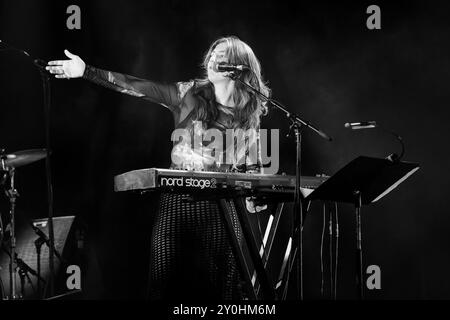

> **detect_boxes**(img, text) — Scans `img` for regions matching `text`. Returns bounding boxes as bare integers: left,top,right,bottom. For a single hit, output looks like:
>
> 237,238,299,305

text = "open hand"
45,49,86,79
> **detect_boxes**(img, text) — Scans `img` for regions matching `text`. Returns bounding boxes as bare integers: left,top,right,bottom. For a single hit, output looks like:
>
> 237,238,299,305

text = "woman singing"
46,36,270,300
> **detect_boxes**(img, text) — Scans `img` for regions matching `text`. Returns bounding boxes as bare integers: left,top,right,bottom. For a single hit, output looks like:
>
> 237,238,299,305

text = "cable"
334,202,339,300
320,202,326,298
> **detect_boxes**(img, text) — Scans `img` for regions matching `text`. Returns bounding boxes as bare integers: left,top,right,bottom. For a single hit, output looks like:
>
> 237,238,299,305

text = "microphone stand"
31,223,67,299
380,127,405,163
0,40,56,298
346,121,406,298
34,237,45,298
32,224,67,264
228,72,332,300
15,253,45,299
17,267,26,299
346,122,405,163
17,263,35,299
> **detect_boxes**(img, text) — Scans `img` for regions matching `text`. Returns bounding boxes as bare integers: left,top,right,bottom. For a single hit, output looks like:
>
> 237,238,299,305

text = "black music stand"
305,156,420,299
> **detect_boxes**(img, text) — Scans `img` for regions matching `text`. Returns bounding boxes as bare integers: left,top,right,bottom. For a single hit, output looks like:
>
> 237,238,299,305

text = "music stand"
305,156,420,299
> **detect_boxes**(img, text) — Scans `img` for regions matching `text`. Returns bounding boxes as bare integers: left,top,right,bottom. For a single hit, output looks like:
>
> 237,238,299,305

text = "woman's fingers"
45,66,64,74
47,60,67,66
64,49,76,59
245,197,267,213
45,66,59,71
255,204,268,212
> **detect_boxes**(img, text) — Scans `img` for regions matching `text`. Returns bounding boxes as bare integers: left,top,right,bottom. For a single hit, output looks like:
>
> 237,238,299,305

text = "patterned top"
83,65,262,172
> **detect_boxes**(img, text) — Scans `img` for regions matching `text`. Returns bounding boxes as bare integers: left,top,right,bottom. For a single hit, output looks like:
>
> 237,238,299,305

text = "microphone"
31,223,50,243
213,63,250,72
344,121,377,130
31,223,66,263
33,58,48,69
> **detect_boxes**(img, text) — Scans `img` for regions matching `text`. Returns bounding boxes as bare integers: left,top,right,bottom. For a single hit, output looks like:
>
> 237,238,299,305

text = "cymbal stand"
0,149,5,300
4,167,20,299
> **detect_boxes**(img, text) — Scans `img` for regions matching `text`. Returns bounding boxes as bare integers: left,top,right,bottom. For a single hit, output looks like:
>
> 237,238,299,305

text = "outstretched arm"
46,50,180,110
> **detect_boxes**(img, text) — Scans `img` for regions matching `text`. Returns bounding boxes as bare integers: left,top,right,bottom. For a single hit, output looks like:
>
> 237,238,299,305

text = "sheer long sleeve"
232,127,263,173
246,128,263,173
82,64,181,112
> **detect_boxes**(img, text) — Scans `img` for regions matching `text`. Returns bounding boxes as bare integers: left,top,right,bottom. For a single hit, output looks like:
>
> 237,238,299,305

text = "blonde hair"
192,36,270,129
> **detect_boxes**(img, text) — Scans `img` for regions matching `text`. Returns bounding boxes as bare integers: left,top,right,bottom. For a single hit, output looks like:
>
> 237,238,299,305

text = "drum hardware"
0,148,47,299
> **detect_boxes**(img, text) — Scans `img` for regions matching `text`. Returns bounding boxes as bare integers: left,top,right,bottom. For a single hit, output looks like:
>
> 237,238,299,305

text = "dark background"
1,0,449,300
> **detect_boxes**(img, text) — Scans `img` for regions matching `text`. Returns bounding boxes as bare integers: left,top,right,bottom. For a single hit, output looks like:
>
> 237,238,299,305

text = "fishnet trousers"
148,193,243,300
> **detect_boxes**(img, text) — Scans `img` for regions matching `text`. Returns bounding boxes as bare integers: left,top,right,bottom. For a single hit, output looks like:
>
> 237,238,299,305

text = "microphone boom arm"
380,127,405,161
227,73,332,141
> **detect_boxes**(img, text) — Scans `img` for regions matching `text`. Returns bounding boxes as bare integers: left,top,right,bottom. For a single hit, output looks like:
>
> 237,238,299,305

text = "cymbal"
1,149,47,169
